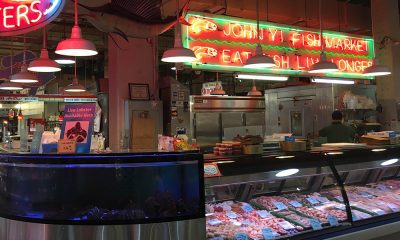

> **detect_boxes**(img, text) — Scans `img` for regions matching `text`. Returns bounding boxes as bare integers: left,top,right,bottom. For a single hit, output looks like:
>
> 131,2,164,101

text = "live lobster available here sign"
0,0,65,36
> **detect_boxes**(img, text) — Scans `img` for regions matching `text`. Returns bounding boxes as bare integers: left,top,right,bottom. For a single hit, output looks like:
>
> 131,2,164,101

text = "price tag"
57,139,76,153
257,210,271,219
262,228,275,239
274,202,288,210
226,212,237,219
334,196,344,202
207,219,222,225
317,197,330,203
204,163,222,177
388,203,400,212
309,218,322,230
306,197,319,205
327,214,339,226
278,221,295,230
241,204,254,213
235,232,248,240
289,201,303,208
209,237,224,240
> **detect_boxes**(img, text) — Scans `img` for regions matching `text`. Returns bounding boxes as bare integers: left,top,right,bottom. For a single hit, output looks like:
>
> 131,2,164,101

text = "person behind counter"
319,110,356,143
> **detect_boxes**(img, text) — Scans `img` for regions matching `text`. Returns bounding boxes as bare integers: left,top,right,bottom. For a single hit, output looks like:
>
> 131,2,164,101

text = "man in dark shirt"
319,111,356,143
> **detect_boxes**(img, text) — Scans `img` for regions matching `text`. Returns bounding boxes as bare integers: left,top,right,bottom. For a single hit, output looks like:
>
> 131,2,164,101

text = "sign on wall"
182,12,374,79
0,0,65,36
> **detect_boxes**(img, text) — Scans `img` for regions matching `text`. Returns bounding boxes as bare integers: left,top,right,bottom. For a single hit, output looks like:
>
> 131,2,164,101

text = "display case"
0,152,205,240
204,146,400,239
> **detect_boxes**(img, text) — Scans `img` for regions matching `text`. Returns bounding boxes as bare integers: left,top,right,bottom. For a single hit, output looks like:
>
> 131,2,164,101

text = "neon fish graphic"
192,46,218,60
190,18,218,34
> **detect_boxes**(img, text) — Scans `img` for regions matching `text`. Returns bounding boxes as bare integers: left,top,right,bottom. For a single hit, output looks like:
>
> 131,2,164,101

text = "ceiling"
0,0,374,62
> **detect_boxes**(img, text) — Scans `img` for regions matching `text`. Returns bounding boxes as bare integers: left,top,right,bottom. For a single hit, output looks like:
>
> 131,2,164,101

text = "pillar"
107,36,157,150
372,0,400,129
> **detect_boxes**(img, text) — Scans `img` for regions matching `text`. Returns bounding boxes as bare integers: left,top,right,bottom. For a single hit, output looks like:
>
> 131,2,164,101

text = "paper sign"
262,228,275,239
327,215,339,226
309,218,322,230
234,232,248,240
274,202,288,210
204,163,222,177
61,104,96,154
288,201,302,208
306,197,319,205
57,139,76,153
257,210,271,219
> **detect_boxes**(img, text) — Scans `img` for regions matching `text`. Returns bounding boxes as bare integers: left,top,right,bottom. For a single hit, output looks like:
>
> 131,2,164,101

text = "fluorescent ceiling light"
236,74,288,81
276,168,299,177
276,155,295,159
371,148,386,152
312,78,354,85
381,158,399,166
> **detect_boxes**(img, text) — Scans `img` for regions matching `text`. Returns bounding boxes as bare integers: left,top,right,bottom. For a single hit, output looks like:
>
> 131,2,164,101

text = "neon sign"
182,12,375,79
0,0,65,36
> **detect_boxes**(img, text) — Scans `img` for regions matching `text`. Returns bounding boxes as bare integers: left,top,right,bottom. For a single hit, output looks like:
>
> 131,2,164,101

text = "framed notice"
129,83,150,100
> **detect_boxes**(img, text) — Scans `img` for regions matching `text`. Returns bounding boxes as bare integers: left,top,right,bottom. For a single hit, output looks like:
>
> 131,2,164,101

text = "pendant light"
65,58,86,92
10,36,39,83
309,0,339,73
0,40,24,91
55,0,98,57
210,72,226,95
55,21,76,64
247,80,263,96
28,27,61,72
363,5,391,76
244,0,275,68
161,0,196,63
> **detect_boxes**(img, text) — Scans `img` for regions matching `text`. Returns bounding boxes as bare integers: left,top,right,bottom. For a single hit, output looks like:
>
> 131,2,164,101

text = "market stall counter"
0,151,205,240
204,146,400,240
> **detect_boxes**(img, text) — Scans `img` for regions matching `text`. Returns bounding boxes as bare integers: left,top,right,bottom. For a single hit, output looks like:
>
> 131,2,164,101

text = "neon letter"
30,1,43,23
17,5,30,27
3,6,15,28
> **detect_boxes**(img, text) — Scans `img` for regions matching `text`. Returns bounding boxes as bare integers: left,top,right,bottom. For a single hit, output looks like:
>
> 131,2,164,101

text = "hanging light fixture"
55,21,76,64
210,72,226,95
161,0,197,63
28,27,61,72
0,39,24,91
65,58,86,92
309,0,339,73
363,7,391,76
55,0,98,57
244,0,275,68
10,36,39,83
247,80,263,96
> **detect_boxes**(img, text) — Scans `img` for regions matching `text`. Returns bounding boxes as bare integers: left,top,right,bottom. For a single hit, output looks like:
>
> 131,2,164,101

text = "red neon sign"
182,12,375,78
0,0,65,36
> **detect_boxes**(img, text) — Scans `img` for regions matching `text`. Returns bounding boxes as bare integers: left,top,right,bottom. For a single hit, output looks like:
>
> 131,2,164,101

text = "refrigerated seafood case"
204,147,400,239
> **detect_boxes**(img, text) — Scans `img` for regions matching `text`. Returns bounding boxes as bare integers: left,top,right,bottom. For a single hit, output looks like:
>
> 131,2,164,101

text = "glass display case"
204,146,400,239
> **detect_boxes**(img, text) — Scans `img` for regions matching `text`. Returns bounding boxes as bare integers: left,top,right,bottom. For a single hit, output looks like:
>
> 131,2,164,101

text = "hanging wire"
256,0,260,46
266,0,269,22
43,27,46,49
74,0,78,26
23,34,27,64
319,0,324,53
10,37,13,75
304,0,308,27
